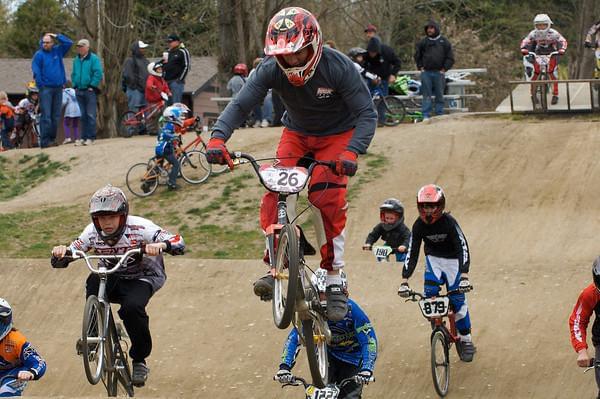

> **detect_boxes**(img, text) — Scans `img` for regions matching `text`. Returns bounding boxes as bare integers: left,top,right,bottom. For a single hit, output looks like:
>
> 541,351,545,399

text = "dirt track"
2,116,600,398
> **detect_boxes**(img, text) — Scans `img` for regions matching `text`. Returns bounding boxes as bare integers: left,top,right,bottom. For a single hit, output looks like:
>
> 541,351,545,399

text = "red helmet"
233,63,248,77
264,7,323,86
417,184,445,224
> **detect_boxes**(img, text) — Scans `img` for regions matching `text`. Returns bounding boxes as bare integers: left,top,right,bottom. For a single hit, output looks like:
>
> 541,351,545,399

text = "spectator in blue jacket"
273,270,377,398
72,38,103,145
31,32,73,148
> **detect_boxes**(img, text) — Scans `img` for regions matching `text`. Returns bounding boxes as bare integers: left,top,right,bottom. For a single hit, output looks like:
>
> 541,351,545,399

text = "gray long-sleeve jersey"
211,47,377,155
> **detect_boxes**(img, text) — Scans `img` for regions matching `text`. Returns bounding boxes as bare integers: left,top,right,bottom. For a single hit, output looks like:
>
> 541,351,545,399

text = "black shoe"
167,184,180,191
253,274,274,301
326,284,348,321
551,95,559,105
141,183,151,193
75,338,83,356
132,362,149,387
457,340,476,362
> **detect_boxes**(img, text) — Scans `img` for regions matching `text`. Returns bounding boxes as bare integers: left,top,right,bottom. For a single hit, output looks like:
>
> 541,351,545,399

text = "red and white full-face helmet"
417,184,446,224
264,7,323,87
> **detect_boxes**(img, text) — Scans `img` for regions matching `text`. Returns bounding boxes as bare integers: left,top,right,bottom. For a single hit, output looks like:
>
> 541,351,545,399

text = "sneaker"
75,338,83,356
457,340,476,362
74,139,85,146
252,120,261,128
325,284,348,321
132,362,149,387
141,182,151,194
551,95,559,105
63,138,73,145
167,184,180,191
85,139,94,146
421,117,431,124
260,119,269,128
253,274,274,301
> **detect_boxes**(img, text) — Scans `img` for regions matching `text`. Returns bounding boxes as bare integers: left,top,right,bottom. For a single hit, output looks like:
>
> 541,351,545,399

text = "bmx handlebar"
69,248,144,275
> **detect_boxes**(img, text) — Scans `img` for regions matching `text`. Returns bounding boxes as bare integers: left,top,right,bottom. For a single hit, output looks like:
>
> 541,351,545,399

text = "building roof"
0,56,217,95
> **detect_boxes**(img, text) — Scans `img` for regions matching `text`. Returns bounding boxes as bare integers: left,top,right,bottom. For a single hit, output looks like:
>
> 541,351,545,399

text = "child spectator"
363,198,411,262
227,63,247,99
62,81,81,145
249,58,271,128
0,91,15,151
145,61,171,135
0,298,46,396
153,104,187,191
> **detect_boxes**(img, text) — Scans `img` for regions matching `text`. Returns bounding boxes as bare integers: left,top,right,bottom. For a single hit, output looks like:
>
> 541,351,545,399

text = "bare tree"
63,0,133,137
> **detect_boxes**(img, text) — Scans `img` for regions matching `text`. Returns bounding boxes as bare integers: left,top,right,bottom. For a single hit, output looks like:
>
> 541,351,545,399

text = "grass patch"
347,152,388,201
0,151,385,260
0,154,75,201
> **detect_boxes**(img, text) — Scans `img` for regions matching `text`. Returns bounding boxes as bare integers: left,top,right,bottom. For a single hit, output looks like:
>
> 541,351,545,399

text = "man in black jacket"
163,34,191,104
122,40,149,135
364,36,401,126
414,20,454,121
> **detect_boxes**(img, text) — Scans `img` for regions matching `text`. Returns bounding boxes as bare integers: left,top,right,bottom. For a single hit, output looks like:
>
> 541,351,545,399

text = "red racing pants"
532,56,560,95
260,128,353,271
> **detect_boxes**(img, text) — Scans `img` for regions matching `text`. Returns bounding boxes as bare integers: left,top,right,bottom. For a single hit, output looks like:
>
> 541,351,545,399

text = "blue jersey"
155,122,179,157
280,299,377,372
0,330,46,380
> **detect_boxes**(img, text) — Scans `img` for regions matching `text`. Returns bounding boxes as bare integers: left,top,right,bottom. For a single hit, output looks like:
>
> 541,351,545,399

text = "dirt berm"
1,115,599,398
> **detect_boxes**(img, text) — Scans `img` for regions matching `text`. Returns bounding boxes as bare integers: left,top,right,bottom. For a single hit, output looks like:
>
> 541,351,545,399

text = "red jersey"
145,75,171,104
569,283,600,352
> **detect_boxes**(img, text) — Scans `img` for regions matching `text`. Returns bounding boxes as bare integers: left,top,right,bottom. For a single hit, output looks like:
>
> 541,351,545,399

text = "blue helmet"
162,105,186,126
0,298,13,340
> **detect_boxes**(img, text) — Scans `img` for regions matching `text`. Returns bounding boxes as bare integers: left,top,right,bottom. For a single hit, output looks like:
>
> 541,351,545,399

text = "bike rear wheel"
126,162,159,197
272,224,299,329
383,96,406,126
431,329,450,397
180,148,211,184
119,111,140,138
106,313,134,397
82,295,106,385
302,317,329,388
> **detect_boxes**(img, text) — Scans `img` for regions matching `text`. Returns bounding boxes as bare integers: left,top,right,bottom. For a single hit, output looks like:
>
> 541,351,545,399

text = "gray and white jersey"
69,215,185,292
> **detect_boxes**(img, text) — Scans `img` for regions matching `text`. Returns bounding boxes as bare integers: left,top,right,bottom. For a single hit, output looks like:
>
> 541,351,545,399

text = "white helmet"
533,14,552,33
0,298,13,340
311,269,348,293
147,61,163,77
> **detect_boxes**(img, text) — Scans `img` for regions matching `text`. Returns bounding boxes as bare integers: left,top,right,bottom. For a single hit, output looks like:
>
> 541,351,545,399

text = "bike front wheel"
431,329,450,397
272,224,299,329
126,162,159,197
383,96,406,126
302,318,329,388
180,149,211,184
82,295,106,385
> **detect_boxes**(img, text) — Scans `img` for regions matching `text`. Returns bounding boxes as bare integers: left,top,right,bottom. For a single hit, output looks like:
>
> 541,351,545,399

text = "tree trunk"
569,0,597,79
96,0,134,138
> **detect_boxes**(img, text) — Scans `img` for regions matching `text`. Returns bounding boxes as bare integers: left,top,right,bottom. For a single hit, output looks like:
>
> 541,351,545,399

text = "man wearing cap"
72,39,103,145
31,32,73,148
364,24,379,40
363,34,401,126
163,34,190,104
121,41,150,135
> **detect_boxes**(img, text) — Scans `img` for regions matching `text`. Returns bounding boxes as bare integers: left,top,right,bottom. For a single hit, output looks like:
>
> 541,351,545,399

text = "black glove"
51,249,72,269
